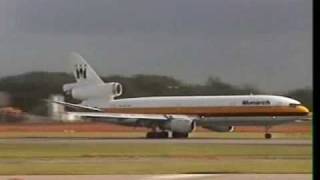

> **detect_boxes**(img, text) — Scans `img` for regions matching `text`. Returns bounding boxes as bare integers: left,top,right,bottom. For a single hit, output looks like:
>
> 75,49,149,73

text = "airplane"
50,52,310,139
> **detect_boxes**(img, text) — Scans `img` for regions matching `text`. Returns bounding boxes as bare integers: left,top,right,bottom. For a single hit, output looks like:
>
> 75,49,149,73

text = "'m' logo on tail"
75,64,87,79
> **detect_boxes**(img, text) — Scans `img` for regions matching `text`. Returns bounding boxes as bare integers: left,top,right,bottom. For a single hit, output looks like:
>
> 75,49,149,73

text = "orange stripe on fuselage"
104,105,309,117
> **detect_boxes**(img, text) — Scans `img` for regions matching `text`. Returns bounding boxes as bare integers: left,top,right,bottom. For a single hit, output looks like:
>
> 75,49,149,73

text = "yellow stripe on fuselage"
104,105,309,117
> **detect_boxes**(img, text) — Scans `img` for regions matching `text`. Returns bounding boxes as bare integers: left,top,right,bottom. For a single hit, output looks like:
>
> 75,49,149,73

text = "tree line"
0,72,313,115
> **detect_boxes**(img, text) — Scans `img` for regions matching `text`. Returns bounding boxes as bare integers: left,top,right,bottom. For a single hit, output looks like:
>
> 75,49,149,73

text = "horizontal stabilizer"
45,99,103,112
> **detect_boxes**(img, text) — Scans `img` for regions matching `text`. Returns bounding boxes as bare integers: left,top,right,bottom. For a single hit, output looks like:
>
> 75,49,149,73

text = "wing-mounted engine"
161,119,196,133
201,124,234,132
63,82,123,101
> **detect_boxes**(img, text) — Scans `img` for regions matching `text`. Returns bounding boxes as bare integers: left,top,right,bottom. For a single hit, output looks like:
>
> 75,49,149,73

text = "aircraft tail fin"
68,52,104,85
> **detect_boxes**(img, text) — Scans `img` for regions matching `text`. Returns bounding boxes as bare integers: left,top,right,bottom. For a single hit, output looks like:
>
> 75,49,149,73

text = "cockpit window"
289,103,300,107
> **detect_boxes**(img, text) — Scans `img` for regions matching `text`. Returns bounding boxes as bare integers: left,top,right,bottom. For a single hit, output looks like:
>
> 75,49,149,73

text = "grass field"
0,139,312,174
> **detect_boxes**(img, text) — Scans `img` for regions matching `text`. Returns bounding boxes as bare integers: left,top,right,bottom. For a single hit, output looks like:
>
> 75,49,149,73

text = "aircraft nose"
297,105,310,115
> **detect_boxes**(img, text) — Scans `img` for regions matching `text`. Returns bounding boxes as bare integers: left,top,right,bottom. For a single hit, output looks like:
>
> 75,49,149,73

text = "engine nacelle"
202,125,234,132
64,82,122,101
163,119,196,133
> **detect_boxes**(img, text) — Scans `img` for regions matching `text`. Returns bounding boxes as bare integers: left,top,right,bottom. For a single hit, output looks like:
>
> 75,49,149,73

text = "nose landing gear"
264,133,272,139
264,126,272,139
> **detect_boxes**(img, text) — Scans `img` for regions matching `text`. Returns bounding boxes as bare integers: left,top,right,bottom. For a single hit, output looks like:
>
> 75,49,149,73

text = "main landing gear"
172,132,189,138
264,126,272,139
145,130,189,139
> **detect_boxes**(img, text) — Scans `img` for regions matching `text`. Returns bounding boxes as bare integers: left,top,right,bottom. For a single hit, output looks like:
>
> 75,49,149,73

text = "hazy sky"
0,0,312,92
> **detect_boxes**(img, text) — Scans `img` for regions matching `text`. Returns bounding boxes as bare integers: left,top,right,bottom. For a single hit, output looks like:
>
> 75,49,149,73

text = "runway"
0,174,311,180
0,138,312,145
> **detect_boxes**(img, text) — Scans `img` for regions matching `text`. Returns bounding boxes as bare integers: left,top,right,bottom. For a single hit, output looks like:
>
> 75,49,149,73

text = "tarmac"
0,174,311,180
0,138,312,145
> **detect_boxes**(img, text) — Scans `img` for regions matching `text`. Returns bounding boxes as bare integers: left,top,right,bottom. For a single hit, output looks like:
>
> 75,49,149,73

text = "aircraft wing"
68,111,169,120
48,99,196,127
64,111,197,128
46,99,103,112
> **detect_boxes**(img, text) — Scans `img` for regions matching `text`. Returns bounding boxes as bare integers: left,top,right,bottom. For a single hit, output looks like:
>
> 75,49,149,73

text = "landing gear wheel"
264,126,272,139
265,133,272,139
172,132,189,138
158,131,169,138
146,132,156,138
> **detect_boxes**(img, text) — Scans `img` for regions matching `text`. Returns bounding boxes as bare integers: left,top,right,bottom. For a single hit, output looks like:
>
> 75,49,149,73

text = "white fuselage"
82,95,309,117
